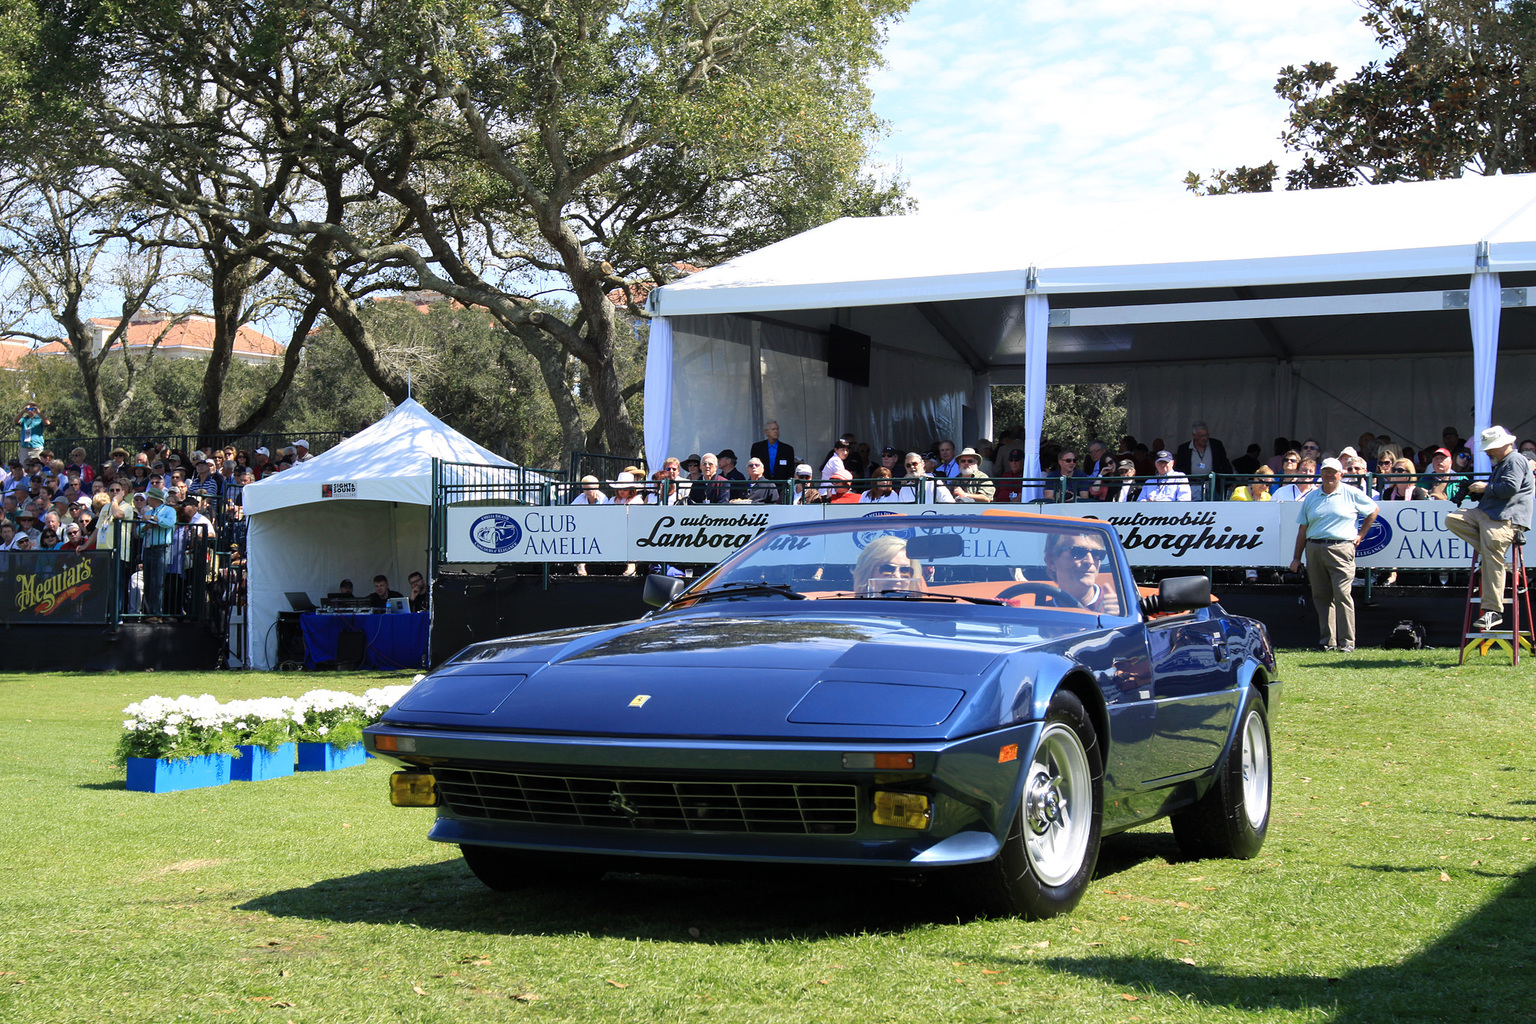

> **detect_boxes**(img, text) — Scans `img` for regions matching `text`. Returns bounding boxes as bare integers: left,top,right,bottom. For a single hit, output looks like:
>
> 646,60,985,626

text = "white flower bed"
115,683,413,764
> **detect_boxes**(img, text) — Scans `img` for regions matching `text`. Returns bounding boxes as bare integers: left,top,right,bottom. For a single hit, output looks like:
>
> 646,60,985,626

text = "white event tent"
242,399,518,669
643,173,1536,479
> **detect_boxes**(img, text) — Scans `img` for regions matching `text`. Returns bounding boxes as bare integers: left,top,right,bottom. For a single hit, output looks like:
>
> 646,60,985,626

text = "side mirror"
1140,575,1211,617
643,573,687,608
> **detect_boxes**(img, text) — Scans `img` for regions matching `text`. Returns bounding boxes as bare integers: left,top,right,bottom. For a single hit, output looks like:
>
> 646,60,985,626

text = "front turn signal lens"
390,771,438,807
872,791,931,830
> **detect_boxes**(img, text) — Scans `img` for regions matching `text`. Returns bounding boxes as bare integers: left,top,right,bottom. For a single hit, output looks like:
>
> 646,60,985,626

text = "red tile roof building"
0,314,284,369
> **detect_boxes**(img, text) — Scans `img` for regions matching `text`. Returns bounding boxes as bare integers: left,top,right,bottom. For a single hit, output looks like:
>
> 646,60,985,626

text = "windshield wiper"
682,582,807,604
858,592,1005,606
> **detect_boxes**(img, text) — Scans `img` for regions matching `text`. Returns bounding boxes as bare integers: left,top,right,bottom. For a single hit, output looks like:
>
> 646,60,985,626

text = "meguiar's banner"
1,550,114,623
443,500,1476,569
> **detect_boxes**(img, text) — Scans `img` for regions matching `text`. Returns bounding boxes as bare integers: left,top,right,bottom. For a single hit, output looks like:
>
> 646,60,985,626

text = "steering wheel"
996,580,1084,609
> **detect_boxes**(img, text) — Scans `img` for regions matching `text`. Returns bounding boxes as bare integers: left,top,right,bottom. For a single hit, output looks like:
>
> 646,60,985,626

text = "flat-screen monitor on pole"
826,324,871,387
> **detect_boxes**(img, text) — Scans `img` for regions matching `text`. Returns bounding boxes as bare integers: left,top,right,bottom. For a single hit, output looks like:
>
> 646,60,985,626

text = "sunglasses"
875,562,914,577
1061,457,1076,462
1066,545,1104,561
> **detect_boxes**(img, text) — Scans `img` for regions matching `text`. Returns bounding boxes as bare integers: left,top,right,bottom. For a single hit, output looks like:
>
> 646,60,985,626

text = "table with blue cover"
300,612,428,670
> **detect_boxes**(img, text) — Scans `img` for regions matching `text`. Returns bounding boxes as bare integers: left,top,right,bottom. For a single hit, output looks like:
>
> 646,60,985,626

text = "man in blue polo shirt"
1288,457,1379,652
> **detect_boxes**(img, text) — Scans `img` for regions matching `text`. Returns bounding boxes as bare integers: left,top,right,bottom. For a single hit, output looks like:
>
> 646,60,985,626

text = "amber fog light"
872,791,931,830
390,771,438,807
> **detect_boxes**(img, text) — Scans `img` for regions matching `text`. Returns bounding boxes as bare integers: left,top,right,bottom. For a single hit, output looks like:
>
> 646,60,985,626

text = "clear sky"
869,0,1387,218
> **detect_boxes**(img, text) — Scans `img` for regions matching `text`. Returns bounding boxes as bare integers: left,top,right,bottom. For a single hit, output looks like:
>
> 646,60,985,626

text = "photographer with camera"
14,403,49,464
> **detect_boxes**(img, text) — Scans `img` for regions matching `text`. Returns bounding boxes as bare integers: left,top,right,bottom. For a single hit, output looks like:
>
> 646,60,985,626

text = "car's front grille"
433,767,860,835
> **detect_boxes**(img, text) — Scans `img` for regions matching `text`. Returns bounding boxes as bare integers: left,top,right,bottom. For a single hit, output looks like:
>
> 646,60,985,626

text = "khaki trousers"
1446,507,1519,613
1305,540,1356,647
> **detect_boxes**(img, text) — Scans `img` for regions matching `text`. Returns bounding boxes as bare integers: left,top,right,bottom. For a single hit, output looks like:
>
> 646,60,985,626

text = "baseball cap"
718,449,737,461
1432,447,1452,458
1117,459,1135,471
1008,449,1025,461
1155,450,1174,462
1320,457,1344,472
795,463,813,477
831,469,852,481
255,446,270,456
293,439,310,449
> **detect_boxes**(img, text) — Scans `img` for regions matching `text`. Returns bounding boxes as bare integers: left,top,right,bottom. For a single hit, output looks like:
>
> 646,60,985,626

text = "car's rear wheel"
949,691,1103,919
1171,688,1270,860
459,844,608,891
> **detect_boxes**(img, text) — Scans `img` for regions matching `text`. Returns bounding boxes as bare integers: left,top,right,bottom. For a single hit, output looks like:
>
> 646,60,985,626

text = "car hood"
382,608,1049,739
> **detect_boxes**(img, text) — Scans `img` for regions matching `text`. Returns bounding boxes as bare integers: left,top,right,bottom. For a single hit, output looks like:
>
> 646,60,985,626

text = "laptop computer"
285,591,318,613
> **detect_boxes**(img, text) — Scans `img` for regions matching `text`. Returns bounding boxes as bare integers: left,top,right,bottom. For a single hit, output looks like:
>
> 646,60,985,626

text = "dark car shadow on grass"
241,860,950,940
1019,861,1536,1022
239,831,1179,941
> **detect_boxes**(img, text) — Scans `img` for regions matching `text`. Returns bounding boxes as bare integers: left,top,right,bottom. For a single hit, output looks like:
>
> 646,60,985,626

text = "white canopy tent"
643,173,1536,479
242,399,518,669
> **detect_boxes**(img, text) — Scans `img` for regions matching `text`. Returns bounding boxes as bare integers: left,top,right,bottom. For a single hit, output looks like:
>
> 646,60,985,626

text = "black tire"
948,691,1103,919
1172,688,1271,860
459,844,608,891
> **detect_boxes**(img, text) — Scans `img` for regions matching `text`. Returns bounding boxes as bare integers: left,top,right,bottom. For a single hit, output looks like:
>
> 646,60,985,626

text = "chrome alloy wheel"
1240,707,1271,831
1022,722,1093,887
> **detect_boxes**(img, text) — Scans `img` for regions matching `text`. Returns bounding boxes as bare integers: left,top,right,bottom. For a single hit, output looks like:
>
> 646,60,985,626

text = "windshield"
673,514,1127,615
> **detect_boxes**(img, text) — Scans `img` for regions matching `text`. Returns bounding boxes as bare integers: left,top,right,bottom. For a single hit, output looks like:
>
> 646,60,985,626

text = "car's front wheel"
950,691,1103,918
459,844,608,891
1171,688,1271,859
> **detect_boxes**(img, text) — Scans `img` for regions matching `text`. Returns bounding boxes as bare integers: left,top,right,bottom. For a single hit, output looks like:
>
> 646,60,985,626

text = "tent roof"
650,173,1536,316
243,399,516,516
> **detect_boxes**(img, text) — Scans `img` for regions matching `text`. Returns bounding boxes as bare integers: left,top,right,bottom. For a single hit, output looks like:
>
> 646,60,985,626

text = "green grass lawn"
1,653,1532,1023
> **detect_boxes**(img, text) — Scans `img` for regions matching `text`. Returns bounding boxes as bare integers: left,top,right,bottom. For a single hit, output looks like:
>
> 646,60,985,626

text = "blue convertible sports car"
367,512,1278,918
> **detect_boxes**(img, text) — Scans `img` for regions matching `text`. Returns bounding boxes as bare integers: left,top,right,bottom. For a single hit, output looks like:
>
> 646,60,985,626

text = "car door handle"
1208,634,1228,662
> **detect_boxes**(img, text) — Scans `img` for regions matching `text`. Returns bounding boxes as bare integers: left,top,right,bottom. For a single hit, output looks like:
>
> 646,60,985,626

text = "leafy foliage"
1188,0,1536,193
10,0,912,459
992,383,1129,457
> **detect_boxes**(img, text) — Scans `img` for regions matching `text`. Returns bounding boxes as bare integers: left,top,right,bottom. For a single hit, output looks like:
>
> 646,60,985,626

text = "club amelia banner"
444,500,1477,569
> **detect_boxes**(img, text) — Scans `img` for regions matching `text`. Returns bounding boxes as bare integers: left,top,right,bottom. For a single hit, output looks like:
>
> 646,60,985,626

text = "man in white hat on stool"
1447,426,1535,632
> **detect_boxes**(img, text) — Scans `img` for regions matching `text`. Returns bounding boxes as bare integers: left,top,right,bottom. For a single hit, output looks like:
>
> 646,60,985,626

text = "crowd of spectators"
1,405,325,620
568,418,1521,511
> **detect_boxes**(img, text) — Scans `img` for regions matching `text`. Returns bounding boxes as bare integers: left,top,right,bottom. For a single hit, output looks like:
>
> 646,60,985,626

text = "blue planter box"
296,742,366,772
232,743,296,782
126,753,233,793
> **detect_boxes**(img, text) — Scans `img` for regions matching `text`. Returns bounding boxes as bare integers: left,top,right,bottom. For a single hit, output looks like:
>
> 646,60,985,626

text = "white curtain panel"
642,316,674,471
667,315,756,463
1023,293,1049,499
1469,272,1502,474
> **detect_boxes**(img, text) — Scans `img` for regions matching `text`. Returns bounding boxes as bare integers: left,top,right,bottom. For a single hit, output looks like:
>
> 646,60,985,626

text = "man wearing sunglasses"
896,452,954,504
1040,531,1118,613
1045,450,1087,503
